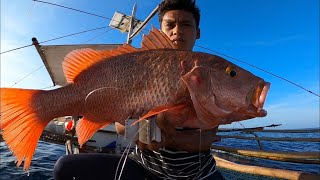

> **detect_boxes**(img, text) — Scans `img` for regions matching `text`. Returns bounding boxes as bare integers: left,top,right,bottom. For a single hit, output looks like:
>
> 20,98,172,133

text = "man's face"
161,10,200,51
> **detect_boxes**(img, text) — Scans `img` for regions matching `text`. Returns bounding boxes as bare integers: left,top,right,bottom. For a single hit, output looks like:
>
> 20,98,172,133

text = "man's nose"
173,25,183,35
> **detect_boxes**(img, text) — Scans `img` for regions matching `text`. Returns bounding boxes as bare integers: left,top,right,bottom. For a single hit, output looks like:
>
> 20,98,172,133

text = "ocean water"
1,131,319,179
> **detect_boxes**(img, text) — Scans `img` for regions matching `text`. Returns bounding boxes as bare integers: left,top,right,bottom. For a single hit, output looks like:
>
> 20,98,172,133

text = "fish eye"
225,66,237,78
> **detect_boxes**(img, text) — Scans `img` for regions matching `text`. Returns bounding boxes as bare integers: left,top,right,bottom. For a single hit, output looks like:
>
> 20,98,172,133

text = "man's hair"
158,0,200,28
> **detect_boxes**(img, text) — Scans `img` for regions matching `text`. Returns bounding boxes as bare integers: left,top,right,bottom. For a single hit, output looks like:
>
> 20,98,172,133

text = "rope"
196,45,320,97
33,0,113,21
1,26,108,55
10,65,44,87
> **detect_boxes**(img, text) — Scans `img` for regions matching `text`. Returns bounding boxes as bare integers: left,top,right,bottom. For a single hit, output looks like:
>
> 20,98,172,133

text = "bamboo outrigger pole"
214,156,320,180
218,135,320,142
212,145,320,164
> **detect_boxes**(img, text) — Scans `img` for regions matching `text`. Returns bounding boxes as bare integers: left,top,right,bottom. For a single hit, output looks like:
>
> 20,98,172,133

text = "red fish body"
0,28,270,170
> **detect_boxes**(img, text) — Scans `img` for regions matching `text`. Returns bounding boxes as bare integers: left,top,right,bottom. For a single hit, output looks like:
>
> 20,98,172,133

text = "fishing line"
0,44,35,55
40,26,108,44
1,26,108,55
115,121,148,180
10,65,44,87
33,0,113,21
82,27,114,44
40,85,56,90
195,45,320,98
34,0,151,38
84,87,126,121
117,140,132,180
27,0,36,18
198,128,202,171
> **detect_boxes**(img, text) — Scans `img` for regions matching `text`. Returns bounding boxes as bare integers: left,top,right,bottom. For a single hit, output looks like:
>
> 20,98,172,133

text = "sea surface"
1,130,319,179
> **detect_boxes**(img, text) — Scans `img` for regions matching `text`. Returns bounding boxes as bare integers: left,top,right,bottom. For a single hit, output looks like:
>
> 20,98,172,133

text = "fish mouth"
249,82,271,117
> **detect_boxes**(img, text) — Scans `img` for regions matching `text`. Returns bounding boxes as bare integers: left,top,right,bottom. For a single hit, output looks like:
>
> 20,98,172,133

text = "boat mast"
110,2,160,44
127,3,137,44
128,4,160,42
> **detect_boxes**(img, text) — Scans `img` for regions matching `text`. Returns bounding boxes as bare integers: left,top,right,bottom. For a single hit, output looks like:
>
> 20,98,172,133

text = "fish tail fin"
76,117,111,147
0,88,51,170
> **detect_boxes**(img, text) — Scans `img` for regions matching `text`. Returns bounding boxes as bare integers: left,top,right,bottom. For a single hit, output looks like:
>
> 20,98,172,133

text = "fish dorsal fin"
141,26,176,50
63,44,138,83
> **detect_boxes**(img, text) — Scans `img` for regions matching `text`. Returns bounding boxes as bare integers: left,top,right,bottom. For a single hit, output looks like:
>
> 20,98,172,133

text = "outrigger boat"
28,5,319,180
1,1,319,179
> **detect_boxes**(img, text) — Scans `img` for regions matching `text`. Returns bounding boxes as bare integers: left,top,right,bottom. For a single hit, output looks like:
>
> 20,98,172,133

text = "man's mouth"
172,38,184,44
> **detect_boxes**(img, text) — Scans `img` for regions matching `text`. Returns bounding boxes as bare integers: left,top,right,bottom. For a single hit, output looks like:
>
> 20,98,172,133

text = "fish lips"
248,82,271,117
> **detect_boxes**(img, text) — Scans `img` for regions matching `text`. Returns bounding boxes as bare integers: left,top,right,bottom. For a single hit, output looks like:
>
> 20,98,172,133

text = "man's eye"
166,23,174,28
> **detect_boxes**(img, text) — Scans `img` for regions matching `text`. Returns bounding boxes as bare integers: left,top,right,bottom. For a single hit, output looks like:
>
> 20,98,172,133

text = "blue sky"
1,0,319,129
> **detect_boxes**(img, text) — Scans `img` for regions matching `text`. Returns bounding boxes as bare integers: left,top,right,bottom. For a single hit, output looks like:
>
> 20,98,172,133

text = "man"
54,0,224,179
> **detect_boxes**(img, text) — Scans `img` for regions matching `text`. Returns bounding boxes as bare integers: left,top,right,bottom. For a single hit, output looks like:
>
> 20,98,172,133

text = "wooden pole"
218,128,320,133
218,135,320,142
214,156,320,180
212,145,320,164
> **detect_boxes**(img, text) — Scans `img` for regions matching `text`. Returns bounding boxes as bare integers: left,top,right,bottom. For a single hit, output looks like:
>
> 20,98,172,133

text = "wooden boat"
1,2,319,179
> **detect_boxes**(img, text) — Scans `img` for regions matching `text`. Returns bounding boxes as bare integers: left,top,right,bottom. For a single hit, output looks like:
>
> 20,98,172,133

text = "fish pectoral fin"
141,26,176,50
76,117,112,147
131,104,186,126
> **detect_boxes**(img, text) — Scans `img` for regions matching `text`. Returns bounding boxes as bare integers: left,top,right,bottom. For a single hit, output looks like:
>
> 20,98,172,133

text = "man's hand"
133,109,221,152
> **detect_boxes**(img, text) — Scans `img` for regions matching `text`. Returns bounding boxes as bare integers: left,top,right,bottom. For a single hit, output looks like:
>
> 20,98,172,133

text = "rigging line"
82,27,114,44
0,44,35,55
40,26,108,44
237,122,247,135
33,0,113,21
196,44,320,98
34,0,152,35
10,65,44,87
27,0,36,17
1,26,108,55
238,122,246,129
41,85,56,90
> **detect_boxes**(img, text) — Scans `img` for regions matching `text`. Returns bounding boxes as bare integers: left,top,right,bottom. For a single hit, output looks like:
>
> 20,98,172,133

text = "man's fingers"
212,135,221,142
131,107,145,119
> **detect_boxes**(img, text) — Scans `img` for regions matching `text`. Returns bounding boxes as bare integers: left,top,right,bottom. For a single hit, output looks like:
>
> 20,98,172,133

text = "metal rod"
129,4,159,40
127,3,137,44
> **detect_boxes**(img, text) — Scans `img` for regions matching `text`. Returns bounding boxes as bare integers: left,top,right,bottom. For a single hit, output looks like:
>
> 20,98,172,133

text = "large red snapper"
0,28,270,170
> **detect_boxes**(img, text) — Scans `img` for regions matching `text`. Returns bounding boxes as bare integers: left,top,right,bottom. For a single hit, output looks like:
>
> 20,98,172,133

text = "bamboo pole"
214,156,320,180
219,135,320,142
212,145,320,164
218,128,320,133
